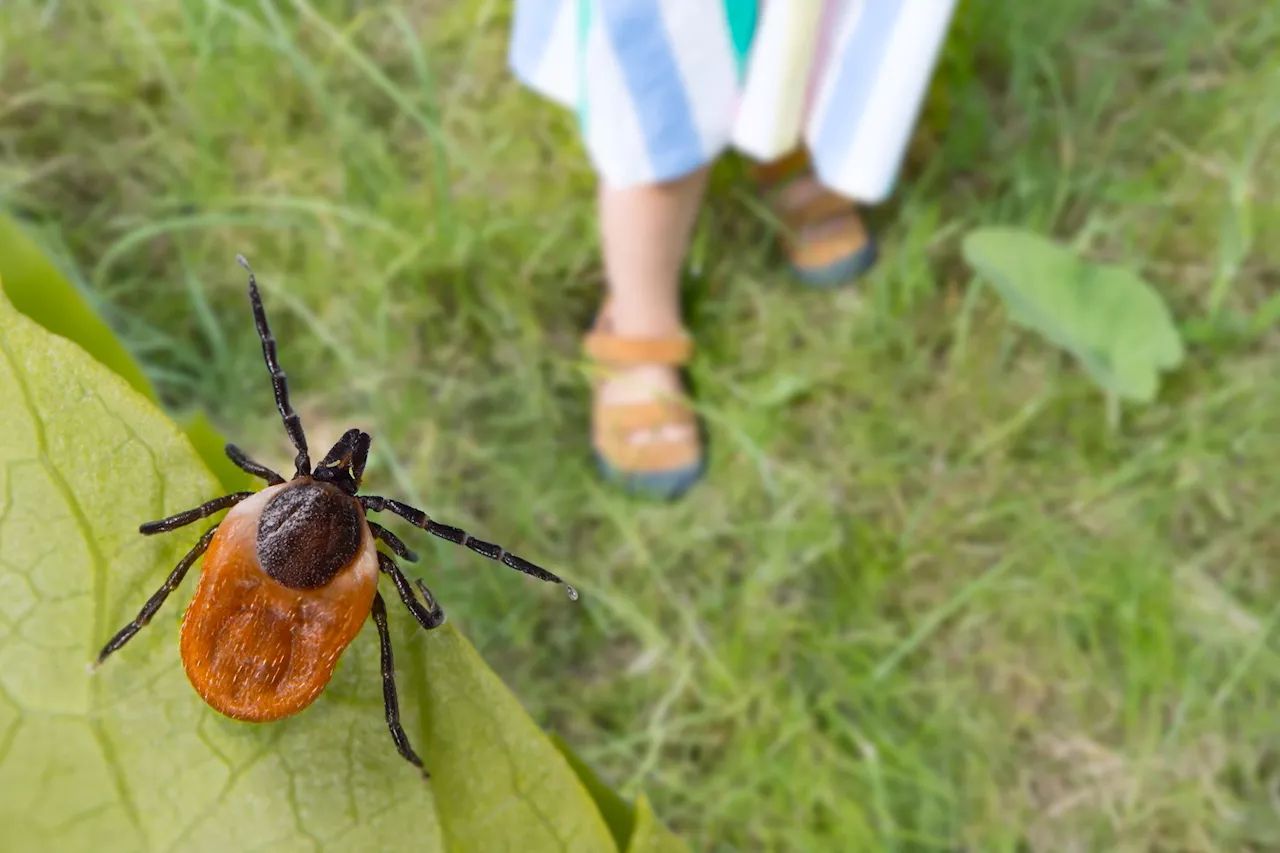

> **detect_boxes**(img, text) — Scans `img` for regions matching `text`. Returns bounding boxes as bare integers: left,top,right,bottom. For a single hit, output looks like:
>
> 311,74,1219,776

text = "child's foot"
585,305,704,500
751,149,878,287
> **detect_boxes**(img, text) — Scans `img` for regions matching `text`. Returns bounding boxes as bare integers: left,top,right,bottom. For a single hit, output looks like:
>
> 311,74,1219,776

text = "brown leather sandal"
750,147,878,287
583,305,705,499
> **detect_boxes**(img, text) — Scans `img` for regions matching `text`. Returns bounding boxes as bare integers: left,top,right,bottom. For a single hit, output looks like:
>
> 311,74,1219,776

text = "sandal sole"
790,239,879,289
593,451,706,501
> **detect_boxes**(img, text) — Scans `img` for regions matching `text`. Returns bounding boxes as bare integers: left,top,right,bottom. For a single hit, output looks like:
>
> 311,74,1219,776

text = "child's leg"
595,167,709,448
600,167,708,335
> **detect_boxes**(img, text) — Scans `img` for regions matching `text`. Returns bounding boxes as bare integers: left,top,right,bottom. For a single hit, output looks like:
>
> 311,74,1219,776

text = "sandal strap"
584,301,703,476
597,399,695,432
750,150,857,232
776,190,855,233
596,433,702,473
786,212,871,269
749,147,812,187
594,400,700,473
584,330,693,367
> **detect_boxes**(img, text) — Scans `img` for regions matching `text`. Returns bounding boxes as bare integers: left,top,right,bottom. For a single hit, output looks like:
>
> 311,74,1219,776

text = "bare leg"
597,168,709,447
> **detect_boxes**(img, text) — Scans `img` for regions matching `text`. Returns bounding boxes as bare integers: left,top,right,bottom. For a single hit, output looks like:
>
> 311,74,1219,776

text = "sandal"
750,148,879,288
583,304,705,500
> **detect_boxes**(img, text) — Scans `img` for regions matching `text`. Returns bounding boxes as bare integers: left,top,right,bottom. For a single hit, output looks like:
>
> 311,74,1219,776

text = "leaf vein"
0,330,149,847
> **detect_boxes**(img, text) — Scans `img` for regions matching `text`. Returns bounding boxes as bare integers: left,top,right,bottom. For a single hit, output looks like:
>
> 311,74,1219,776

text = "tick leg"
370,591,428,778
96,525,218,665
239,254,310,477
139,492,255,535
368,521,419,562
225,444,285,485
377,552,445,630
361,495,578,601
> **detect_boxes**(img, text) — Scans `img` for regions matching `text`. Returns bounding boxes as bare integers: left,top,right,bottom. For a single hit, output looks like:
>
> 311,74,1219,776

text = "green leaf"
0,236,689,852
548,735,690,853
0,214,155,399
626,795,691,853
962,227,1185,403
0,285,613,852
550,733,637,851
0,214,251,492
420,625,618,852
0,283,444,851
180,409,257,495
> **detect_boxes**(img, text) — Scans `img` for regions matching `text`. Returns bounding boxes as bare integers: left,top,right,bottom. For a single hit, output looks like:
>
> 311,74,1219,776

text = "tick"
96,255,577,776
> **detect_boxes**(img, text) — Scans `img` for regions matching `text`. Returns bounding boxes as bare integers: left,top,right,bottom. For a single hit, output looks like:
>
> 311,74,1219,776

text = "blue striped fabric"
508,0,561,86
510,0,958,202
598,1,706,182
812,2,906,172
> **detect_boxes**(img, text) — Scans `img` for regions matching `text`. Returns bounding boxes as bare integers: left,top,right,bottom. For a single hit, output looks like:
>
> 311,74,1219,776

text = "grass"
3,0,1279,850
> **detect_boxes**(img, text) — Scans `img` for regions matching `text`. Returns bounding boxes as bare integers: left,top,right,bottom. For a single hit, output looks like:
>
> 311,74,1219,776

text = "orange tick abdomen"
178,483,379,722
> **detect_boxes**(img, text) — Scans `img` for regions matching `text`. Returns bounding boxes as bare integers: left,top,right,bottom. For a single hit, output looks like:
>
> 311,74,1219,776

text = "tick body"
180,481,377,721
97,256,576,776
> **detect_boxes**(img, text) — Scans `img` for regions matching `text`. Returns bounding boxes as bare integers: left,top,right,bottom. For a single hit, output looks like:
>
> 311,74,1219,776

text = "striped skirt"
510,0,958,204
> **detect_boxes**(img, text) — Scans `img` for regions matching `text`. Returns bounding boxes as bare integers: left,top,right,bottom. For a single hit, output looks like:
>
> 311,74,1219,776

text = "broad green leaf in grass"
0,231,692,853
551,733,638,850
0,285,624,852
0,214,153,398
420,628,618,852
548,732,691,853
962,227,1185,403
180,410,256,494
626,795,690,853
548,736,688,852
0,213,251,492
0,282,442,851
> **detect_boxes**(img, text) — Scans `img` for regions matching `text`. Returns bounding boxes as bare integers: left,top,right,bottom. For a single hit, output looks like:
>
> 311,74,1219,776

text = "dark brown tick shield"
96,255,577,776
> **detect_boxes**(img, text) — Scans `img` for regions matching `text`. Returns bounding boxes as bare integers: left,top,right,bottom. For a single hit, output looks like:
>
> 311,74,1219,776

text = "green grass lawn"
4,1,1279,850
